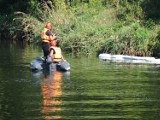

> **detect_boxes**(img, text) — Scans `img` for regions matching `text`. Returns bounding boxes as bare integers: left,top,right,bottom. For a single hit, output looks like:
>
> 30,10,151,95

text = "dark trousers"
42,42,50,59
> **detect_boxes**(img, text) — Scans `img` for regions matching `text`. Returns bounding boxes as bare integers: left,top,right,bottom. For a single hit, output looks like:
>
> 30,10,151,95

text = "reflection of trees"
41,71,63,120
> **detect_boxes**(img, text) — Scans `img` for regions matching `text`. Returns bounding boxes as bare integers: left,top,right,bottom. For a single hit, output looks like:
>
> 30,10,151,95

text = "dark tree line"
142,0,160,20
0,0,159,20
0,0,39,14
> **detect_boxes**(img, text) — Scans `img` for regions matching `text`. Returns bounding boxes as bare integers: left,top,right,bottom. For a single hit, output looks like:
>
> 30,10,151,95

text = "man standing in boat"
41,23,57,62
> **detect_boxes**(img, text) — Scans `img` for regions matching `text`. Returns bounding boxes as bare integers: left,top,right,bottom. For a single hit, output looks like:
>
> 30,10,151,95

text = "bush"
100,21,154,56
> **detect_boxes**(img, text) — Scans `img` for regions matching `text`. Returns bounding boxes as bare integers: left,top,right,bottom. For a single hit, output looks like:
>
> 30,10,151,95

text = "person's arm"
47,48,55,63
61,55,64,60
60,49,66,61
46,30,57,41
49,48,55,56
49,34,57,41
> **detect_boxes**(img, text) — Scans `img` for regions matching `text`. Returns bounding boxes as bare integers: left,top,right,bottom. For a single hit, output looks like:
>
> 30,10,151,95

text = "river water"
0,42,160,120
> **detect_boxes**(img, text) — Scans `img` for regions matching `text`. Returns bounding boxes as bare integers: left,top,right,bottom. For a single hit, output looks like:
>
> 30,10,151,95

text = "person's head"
50,40,57,46
45,23,52,30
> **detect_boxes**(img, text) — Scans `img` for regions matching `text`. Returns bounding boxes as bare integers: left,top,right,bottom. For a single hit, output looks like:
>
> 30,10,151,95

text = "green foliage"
116,0,144,22
151,25,160,57
51,7,116,55
0,0,160,57
111,21,153,56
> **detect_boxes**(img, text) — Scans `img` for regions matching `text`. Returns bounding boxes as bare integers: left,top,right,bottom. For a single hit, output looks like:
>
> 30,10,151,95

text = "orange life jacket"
41,28,51,43
50,46,62,62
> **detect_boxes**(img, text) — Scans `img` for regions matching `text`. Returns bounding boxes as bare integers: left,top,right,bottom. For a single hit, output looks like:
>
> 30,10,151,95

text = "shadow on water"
0,42,160,120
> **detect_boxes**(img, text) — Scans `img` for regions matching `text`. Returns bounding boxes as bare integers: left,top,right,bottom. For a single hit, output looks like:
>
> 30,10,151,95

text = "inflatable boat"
99,53,160,64
30,56,70,72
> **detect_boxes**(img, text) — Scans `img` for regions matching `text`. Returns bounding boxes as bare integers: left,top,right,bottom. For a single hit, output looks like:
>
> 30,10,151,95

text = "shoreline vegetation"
0,0,160,57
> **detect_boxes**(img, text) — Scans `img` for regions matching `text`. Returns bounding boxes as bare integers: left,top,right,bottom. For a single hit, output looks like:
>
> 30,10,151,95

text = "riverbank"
0,1,160,57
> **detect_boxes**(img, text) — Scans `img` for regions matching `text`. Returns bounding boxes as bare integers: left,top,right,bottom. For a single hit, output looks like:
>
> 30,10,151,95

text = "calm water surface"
0,43,160,120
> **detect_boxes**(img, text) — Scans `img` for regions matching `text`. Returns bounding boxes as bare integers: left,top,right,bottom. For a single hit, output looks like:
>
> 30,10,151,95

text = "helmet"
45,23,52,29
50,40,57,46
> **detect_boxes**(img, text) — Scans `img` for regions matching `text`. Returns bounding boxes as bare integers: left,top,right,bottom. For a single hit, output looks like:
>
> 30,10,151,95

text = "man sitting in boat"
47,40,65,63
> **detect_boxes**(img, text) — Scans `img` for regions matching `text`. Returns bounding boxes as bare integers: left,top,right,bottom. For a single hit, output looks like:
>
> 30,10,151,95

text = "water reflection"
41,71,70,120
1,43,160,120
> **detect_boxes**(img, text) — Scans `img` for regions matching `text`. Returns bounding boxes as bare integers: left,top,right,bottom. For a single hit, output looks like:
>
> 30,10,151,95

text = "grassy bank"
0,1,160,57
